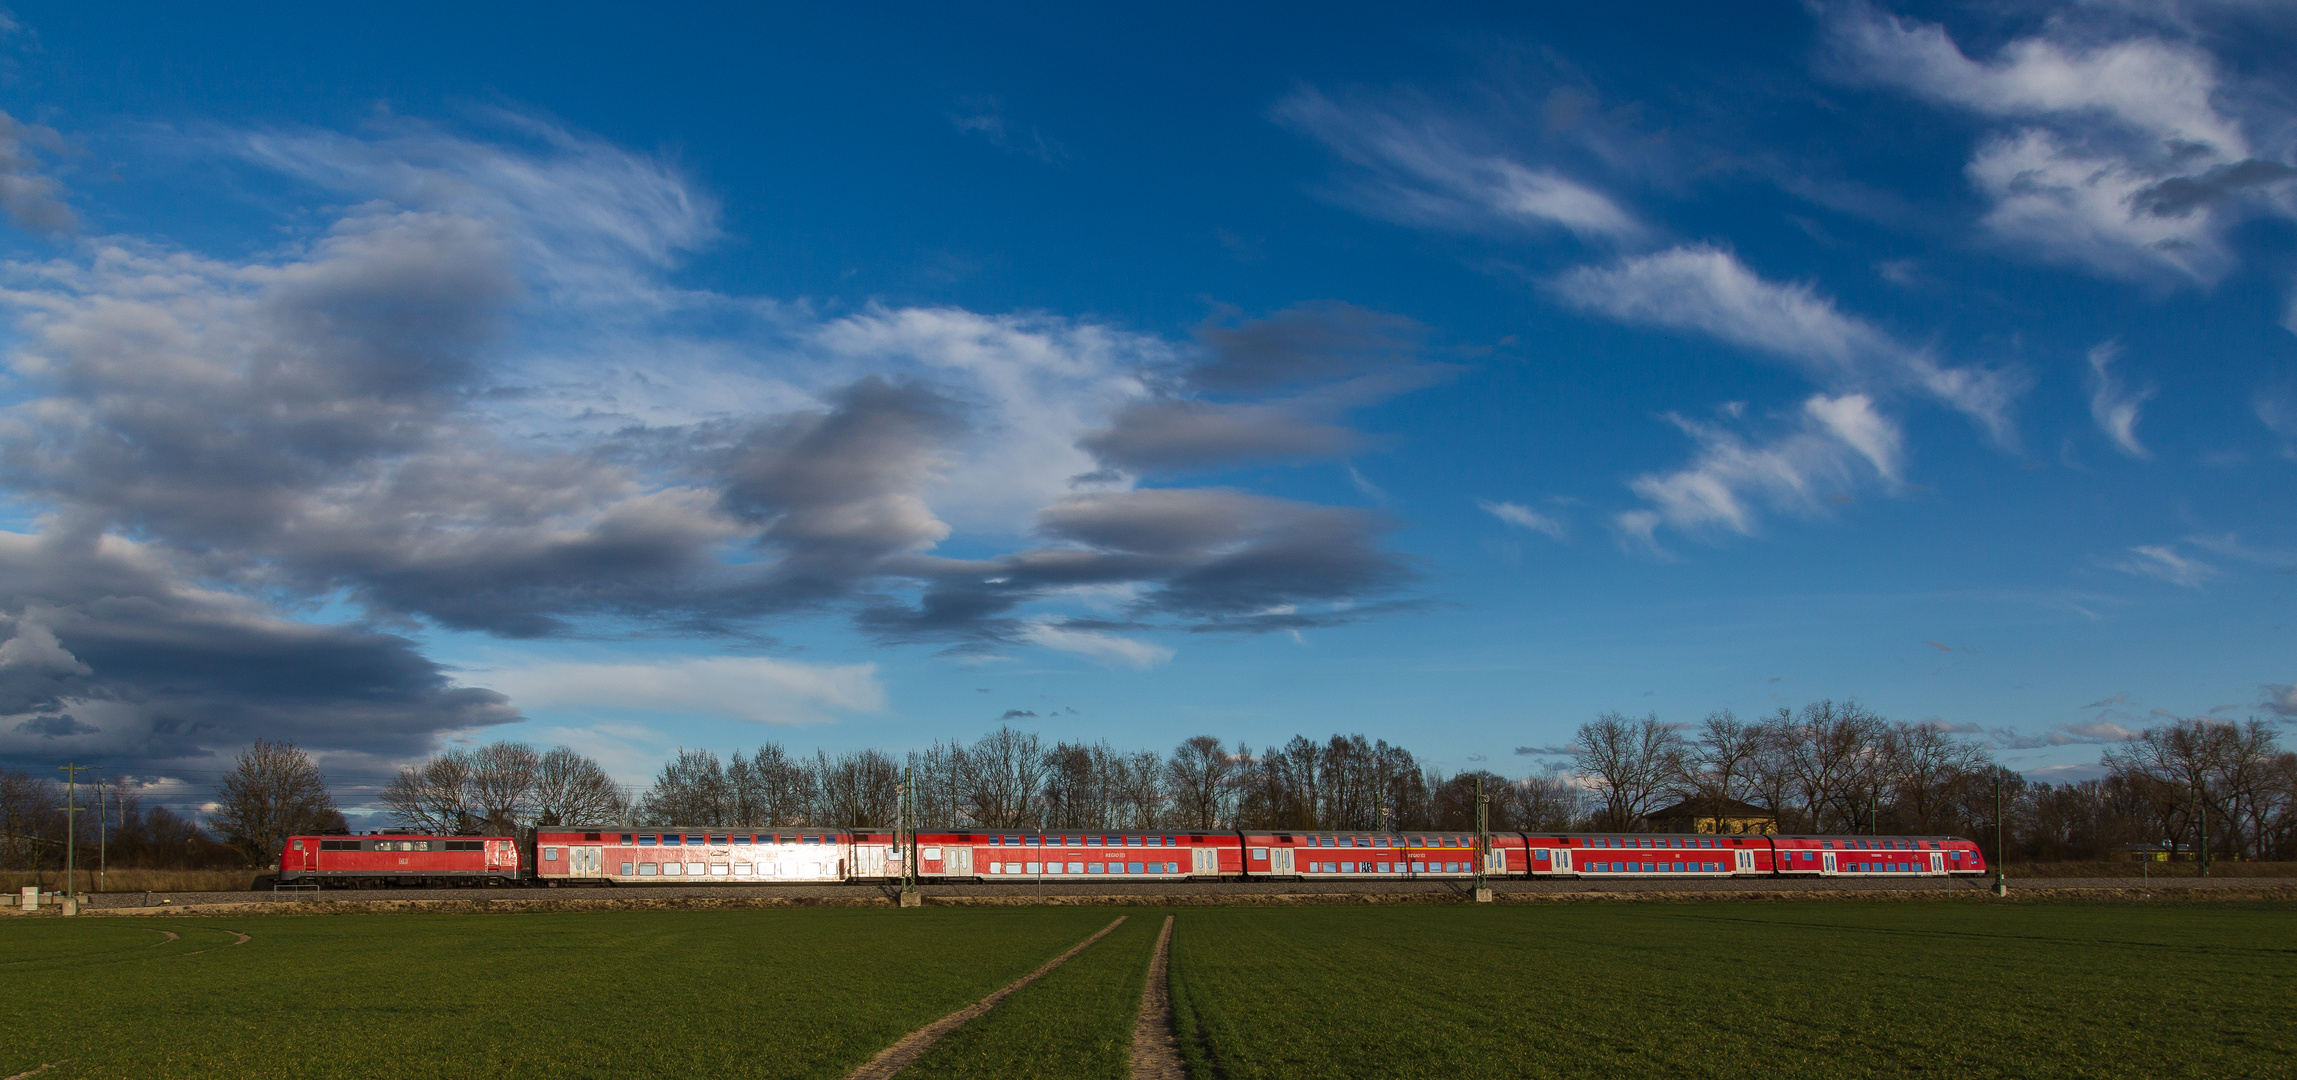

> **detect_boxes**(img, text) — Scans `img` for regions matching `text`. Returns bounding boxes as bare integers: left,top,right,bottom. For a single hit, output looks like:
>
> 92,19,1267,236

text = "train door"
853,845,886,878
947,847,971,875
571,847,603,877
1551,849,1570,873
291,838,315,873
1735,849,1755,872
1822,852,1836,875
1929,853,1944,875
1271,848,1294,874
1192,848,1218,876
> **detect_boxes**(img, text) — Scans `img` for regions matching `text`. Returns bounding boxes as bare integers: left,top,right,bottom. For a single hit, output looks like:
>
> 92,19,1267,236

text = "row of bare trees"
381,742,627,836
626,727,1583,834
1572,701,1994,835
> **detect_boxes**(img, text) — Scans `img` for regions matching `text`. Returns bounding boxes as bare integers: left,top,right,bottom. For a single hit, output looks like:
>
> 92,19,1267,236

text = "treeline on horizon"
3,700,2293,870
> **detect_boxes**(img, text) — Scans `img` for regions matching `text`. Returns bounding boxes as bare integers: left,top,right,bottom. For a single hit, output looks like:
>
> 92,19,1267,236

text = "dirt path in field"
4,1061,64,1080
1130,915,1183,1080
846,916,1128,1080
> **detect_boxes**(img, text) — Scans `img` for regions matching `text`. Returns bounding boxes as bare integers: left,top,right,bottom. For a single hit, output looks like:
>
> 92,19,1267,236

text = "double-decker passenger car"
1237,830,1518,879
911,829,1240,881
275,832,519,887
530,828,902,886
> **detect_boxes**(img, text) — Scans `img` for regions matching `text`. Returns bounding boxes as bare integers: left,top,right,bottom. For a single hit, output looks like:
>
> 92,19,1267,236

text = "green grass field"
3,901,2289,1079
1170,903,2296,1079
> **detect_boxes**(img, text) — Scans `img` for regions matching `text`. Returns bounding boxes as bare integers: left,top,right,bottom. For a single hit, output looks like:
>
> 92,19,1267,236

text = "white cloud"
1822,5,2289,284
1478,499,1566,541
809,305,1164,535
2085,341,2155,459
479,655,884,726
1617,394,1902,540
1273,89,1646,243
2112,544,2217,587
1552,245,2020,442
1022,623,1174,670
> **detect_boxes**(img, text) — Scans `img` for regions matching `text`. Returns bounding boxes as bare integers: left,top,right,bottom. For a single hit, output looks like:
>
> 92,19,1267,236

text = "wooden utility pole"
1473,776,1491,903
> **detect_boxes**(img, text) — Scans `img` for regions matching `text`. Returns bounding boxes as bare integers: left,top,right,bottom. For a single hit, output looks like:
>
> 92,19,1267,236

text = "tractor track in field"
845,916,1129,1080
48,875,2297,917
1130,915,1183,1080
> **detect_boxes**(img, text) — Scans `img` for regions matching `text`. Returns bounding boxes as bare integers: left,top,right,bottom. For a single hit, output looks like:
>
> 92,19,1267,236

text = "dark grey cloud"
1188,301,1425,394
1077,400,1360,472
1000,709,1038,719
0,532,518,774
2262,682,2297,719
1074,302,1446,476
865,488,1415,642
0,111,74,234
1514,744,1578,756
2131,159,2297,218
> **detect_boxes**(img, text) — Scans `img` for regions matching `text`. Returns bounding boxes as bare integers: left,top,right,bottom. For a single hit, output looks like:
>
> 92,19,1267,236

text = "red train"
272,827,1986,887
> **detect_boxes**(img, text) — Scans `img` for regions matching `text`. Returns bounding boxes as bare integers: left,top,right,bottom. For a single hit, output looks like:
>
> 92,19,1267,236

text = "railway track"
52,873,2283,911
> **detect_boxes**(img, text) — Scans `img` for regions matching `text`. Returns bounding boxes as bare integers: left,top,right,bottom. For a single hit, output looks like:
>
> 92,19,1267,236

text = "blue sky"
0,1,2290,809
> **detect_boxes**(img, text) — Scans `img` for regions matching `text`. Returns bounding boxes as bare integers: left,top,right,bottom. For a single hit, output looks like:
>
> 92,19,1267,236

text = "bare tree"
638,749,733,826
466,742,542,835
814,749,900,826
383,750,476,834
531,747,627,827
1165,735,1237,830
0,769,59,870
732,743,814,827
211,740,342,865
1677,710,1764,832
1572,712,1683,830
1516,769,1582,832
959,727,1046,828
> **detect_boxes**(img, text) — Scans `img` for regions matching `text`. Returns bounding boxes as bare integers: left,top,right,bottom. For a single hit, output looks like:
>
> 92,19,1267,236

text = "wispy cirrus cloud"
1552,245,2022,442
1273,88,1646,243
2085,341,2155,459
2112,544,2217,588
1615,394,1902,547
1479,499,1566,541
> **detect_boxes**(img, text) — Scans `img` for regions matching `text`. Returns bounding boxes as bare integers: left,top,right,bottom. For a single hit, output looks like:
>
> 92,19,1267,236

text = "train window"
638,862,658,876
638,835,657,846
1337,837,1353,848
687,835,706,845
621,834,634,846
1086,835,1102,846
1146,836,1162,847
544,848,559,861
990,835,1003,846
1341,862,1356,873
620,862,634,875
1024,836,1040,846
1088,862,1103,873
1127,836,1143,846
1068,836,1083,847
1249,848,1267,861
732,835,751,845
292,840,304,850
446,841,483,852
708,835,727,845
1822,841,1834,849
663,835,683,846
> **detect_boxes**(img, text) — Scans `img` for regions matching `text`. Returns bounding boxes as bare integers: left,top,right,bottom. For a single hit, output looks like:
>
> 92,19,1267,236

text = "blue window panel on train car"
1128,862,1144,873
638,835,657,846
1086,836,1102,846
1088,863,1103,873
